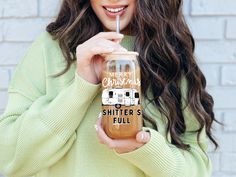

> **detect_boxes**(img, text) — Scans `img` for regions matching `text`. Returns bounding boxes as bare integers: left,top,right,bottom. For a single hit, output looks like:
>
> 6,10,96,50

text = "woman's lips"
103,5,128,18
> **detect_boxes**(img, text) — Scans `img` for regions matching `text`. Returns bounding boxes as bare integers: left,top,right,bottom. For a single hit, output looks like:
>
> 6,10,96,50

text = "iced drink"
101,51,143,139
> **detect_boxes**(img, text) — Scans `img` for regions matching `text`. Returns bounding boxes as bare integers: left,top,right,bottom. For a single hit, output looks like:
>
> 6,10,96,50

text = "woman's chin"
103,25,129,34
103,26,117,32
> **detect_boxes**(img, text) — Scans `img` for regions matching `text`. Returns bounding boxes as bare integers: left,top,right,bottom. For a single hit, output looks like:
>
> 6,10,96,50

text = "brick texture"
0,67,12,89
200,64,220,86
0,0,38,17
191,0,236,16
39,0,62,17
0,0,235,177
195,41,236,63
3,19,52,42
0,42,31,65
0,21,3,41
0,91,8,110
227,20,236,39
223,111,236,132
222,66,236,86
186,17,224,40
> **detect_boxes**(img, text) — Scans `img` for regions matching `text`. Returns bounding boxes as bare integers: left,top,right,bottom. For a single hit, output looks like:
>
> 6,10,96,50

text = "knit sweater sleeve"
0,34,100,177
114,78,212,177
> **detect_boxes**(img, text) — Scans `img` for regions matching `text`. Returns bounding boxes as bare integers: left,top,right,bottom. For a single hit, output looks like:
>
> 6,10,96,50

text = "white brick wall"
0,0,38,17
0,0,235,177
222,66,236,85
191,0,236,16
3,19,51,42
227,20,236,39
189,2,236,176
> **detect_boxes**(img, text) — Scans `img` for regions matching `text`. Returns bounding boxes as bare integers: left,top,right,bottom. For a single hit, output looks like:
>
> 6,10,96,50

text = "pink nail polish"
141,133,144,141
98,112,102,119
94,125,98,131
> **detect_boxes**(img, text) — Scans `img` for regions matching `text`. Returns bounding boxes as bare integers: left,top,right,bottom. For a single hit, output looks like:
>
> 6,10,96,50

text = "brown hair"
46,0,219,150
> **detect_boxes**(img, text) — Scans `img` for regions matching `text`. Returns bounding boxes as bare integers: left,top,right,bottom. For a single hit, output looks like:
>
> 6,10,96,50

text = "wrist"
76,69,98,84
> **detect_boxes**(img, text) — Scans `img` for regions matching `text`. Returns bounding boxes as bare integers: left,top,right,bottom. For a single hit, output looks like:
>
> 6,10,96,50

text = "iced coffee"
101,51,143,139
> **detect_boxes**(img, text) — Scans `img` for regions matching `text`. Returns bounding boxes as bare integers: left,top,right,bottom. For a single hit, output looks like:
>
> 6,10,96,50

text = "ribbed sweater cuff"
41,73,101,141
114,128,185,177
74,72,101,98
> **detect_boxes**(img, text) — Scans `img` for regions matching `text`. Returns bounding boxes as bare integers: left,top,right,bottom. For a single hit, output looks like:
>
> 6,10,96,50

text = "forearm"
0,73,100,176
115,128,211,177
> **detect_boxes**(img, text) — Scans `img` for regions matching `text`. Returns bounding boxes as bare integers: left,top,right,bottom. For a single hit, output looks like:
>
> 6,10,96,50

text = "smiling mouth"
103,5,128,13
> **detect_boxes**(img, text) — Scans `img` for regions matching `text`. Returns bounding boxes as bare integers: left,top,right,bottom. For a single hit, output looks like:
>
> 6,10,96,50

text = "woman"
0,0,218,177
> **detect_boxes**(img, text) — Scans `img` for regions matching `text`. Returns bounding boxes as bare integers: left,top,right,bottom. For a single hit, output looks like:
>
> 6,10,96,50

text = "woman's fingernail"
141,133,144,141
98,112,102,119
118,34,124,38
94,124,98,131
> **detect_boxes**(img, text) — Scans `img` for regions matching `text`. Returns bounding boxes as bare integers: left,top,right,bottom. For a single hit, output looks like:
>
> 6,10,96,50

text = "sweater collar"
120,35,135,51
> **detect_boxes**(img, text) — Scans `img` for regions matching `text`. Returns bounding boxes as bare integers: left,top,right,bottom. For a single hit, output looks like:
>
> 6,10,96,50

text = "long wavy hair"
46,0,219,150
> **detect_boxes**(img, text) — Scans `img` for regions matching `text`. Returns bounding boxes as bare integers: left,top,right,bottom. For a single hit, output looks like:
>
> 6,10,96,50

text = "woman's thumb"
136,131,151,143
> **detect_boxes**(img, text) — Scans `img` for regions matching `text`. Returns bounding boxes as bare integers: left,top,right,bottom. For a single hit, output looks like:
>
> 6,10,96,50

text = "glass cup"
101,51,143,139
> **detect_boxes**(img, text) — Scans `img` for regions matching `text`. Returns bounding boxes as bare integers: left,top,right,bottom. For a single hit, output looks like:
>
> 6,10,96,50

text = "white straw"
116,15,120,33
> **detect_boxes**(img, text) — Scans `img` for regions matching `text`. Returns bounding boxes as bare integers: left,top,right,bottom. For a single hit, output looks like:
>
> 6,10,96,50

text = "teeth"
105,7,125,13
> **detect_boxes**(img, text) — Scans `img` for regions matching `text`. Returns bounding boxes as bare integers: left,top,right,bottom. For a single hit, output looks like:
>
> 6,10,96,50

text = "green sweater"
0,32,212,177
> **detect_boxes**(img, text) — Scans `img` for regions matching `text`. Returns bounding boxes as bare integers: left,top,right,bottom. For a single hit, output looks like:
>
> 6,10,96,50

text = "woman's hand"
95,113,151,154
76,32,127,84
